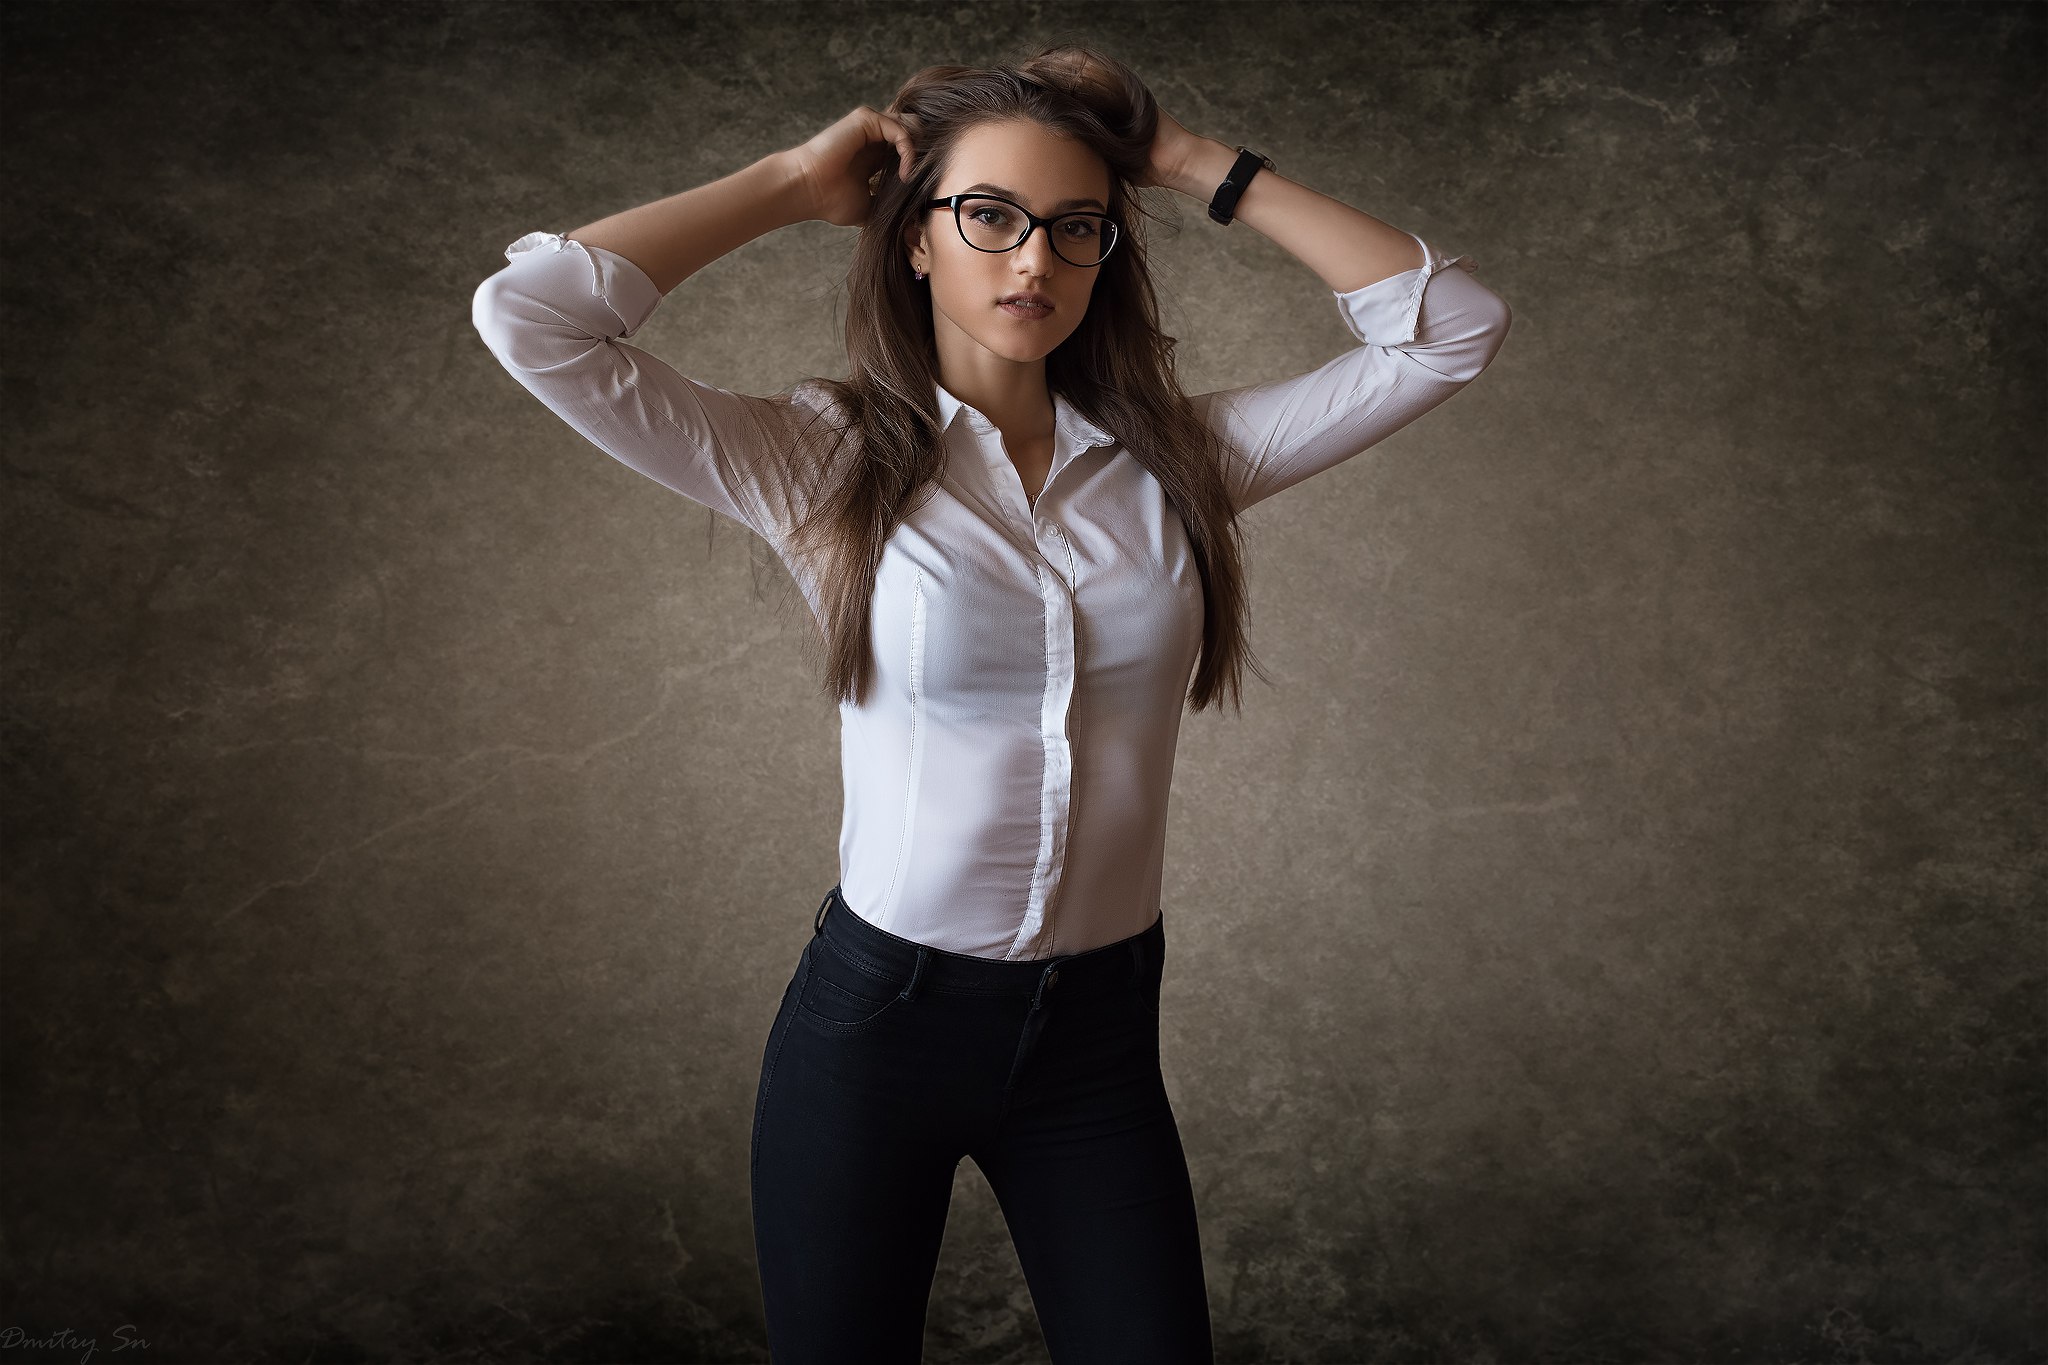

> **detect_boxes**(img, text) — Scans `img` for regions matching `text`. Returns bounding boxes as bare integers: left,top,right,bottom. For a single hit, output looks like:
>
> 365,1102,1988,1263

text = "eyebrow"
957,182,1108,213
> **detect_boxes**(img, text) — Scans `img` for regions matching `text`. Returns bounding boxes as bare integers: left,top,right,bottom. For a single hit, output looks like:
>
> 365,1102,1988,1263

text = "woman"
473,43,1510,1365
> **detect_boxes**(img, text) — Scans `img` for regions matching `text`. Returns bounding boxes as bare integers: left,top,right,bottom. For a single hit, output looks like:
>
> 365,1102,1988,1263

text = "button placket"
1036,518,1075,590
1013,547,1076,960
1029,492,1082,958
940,386,1104,964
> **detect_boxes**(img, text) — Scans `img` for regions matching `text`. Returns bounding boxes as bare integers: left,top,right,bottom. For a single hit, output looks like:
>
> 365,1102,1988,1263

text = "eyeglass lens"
955,196,1116,266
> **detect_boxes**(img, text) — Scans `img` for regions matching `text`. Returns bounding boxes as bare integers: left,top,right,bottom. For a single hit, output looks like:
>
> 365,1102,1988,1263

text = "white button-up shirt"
474,227,1511,959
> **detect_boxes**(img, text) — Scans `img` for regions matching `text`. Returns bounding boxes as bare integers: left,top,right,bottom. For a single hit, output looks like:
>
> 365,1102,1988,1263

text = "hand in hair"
791,105,919,228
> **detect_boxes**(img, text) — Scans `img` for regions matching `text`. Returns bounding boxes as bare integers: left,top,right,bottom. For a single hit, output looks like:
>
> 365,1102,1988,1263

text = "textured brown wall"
4,2,2042,1362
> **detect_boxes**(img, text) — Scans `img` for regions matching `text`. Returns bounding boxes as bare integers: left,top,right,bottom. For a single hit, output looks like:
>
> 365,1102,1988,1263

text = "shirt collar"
935,380,1116,450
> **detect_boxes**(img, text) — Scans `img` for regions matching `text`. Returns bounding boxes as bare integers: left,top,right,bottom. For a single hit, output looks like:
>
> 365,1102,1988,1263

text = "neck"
939,376,1056,438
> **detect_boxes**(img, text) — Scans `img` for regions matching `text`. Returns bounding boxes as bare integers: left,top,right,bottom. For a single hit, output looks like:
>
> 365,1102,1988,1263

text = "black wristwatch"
1207,146,1275,226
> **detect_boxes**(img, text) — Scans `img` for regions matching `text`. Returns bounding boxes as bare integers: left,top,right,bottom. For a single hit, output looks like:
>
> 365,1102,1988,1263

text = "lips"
999,294,1052,310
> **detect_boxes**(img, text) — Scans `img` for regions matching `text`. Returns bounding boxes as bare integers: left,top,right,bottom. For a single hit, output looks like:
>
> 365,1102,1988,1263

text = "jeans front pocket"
794,934,912,1034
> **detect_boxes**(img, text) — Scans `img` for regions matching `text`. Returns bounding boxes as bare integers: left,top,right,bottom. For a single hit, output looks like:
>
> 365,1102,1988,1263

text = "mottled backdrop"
3,1,2041,1362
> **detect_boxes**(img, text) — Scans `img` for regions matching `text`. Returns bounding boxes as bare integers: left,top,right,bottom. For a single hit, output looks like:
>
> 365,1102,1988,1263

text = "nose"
1012,222,1060,271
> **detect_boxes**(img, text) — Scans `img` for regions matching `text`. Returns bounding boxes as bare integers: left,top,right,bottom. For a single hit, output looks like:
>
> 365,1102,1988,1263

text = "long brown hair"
763,42,1269,715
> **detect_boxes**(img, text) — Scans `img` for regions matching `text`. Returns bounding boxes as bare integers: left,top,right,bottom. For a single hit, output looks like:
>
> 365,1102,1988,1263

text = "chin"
984,332,1060,361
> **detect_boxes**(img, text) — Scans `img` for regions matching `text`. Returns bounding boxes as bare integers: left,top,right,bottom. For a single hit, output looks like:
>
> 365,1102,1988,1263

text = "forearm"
1169,137,1426,294
565,149,814,297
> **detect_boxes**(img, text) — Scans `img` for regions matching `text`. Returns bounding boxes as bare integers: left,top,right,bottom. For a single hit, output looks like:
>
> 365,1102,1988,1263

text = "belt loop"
814,887,834,936
900,945,928,1002
1030,961,1058,1012
1127,937,1143,983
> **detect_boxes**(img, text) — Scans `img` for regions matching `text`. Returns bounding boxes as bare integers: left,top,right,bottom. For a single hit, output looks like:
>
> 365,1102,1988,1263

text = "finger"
884,116,913,179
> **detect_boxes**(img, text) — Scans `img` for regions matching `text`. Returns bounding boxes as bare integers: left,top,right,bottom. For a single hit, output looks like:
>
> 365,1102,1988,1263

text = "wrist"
764,147,819,224
1171,137,1240,201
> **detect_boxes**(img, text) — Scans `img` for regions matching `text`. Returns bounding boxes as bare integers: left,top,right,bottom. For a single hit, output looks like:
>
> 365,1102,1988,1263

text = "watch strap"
1207,146,1274,226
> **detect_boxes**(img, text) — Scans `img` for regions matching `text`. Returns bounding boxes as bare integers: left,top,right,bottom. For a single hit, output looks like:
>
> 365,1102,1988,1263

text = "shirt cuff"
504,230,665,338
1330,231,1480,348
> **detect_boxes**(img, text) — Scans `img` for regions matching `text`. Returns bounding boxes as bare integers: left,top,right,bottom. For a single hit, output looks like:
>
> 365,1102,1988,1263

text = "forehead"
941,120,1112,212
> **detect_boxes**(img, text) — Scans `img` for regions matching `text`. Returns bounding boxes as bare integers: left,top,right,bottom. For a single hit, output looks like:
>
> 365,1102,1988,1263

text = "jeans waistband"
812,883,1161,1001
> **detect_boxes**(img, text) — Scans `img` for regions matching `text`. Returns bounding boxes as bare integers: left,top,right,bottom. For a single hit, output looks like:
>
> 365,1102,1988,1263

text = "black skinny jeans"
750,884,1215,1363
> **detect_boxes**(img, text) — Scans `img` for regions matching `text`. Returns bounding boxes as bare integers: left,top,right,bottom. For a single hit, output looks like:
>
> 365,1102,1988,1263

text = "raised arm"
470,149,821,541
472,110,920,543
560,150,815,297
1167,134,1514,513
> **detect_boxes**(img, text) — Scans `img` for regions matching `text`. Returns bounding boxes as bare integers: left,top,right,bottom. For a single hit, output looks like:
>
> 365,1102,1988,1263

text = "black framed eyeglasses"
922,193,1120,268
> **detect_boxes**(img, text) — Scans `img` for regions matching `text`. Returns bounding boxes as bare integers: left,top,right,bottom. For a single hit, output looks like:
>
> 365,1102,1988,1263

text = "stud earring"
913,265,927,280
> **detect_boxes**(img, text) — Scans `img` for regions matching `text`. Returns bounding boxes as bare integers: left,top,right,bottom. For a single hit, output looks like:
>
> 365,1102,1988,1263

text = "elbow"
1473,292,1513,375
1458,296,1514,383
471,273,516,366
470,271,597,373
1378,255,1513,383
1402,285,1512,385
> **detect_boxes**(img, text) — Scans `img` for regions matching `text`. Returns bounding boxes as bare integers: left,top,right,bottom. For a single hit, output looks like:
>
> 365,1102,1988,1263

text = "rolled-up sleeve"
1190,232,1513,514
471,231,794,541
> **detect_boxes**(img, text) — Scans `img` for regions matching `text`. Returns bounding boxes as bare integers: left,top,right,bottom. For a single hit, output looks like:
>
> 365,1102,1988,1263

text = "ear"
900,217,928,264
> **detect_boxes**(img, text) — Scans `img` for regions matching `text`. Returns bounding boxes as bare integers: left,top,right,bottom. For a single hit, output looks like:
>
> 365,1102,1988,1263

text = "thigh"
750,938,962,1364
974,1022,1215,1364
